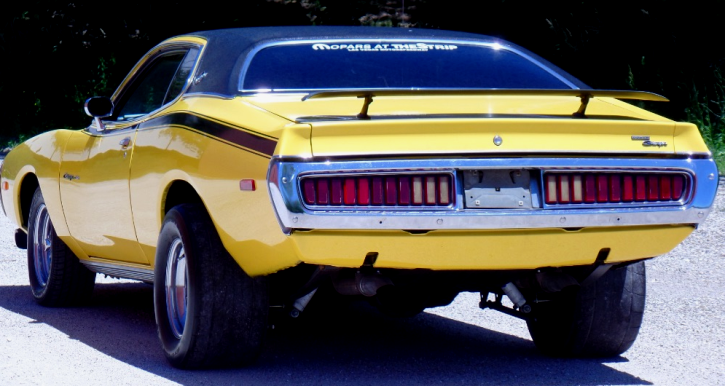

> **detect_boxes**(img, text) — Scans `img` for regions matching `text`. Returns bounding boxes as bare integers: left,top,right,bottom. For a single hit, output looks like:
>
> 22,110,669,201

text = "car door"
60,46,197,264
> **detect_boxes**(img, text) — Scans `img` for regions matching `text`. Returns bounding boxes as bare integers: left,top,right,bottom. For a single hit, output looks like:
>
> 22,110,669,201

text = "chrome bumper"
268,157,718,232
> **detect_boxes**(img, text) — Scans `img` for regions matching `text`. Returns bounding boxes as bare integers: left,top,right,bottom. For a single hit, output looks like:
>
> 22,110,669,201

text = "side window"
115,52,187,121
164,48,200,105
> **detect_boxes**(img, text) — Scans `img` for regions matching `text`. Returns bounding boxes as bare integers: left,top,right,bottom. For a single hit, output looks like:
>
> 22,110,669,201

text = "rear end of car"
259,91,717,356
236,30,717,358
267,111,716,270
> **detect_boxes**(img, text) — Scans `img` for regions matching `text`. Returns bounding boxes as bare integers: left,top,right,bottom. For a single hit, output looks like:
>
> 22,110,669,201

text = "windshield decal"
311,43,458,52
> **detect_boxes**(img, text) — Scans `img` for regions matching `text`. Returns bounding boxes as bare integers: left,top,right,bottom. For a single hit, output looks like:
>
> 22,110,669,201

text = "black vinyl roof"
180,26,586,96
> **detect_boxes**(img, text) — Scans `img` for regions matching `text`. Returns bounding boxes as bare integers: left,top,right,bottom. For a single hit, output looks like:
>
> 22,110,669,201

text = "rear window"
241,41,572,91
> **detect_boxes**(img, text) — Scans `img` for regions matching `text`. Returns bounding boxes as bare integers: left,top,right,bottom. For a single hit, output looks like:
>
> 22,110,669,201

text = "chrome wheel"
32,203,53,288
165,238,188,339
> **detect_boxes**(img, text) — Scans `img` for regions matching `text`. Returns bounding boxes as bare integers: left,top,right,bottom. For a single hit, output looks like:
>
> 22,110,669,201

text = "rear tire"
527,261,646,357
27,188,95,306
154,204,268,369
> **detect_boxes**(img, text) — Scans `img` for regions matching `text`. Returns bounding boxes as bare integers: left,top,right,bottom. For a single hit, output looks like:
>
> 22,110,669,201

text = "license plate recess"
463,169,532,209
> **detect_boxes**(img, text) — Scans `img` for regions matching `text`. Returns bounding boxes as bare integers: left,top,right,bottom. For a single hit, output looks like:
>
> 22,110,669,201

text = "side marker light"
239,179,256,191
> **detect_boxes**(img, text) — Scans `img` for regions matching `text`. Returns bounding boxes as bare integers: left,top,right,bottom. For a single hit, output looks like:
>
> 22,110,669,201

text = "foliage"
685,69,725,172
0,0,723,169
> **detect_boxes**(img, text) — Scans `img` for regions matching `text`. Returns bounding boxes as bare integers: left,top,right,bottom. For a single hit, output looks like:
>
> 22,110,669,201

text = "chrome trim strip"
268,157,718,231
81,260,155,283
183,92,237,100
238,39,579,92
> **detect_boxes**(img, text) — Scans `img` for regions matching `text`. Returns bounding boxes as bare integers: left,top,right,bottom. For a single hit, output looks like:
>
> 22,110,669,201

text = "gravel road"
1,186,724,385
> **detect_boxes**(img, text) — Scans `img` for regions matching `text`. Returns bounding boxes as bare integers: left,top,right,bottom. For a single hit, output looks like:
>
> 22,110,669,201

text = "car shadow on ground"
0,282,651,386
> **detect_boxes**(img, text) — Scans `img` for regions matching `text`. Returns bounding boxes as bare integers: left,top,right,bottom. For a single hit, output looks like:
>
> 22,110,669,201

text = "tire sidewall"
154,207,199,367
27,189,50,300
527,261,646,357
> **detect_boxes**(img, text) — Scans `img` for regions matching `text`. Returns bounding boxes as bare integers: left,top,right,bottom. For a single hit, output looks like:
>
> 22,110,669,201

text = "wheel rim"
165,238,188,339
32,203,53,288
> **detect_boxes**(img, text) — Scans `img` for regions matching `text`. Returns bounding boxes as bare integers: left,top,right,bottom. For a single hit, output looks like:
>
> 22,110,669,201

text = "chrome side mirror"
84,96,114,132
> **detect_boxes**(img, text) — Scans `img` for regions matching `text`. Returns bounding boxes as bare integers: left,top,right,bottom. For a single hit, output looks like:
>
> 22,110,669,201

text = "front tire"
527,261,646,357
154,204,268,369
27,188,96,306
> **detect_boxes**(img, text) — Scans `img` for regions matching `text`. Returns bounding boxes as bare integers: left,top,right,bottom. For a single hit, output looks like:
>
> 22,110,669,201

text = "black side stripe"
140,112,277,156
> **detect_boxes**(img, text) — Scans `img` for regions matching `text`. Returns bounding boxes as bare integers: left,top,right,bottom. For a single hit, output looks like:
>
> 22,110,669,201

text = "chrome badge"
632,135,667,147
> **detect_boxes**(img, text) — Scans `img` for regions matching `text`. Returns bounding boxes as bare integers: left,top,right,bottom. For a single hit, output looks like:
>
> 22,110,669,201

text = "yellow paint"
309,118,676,157
0,37,712,278
674,122,711,154
289,225,694,271
275,123,313,157
60,129,148,264
129,114,296,273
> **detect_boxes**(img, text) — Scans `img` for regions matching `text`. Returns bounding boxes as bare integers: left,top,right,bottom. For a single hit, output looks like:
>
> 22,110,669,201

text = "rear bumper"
268,156,718,232
290,225,694,270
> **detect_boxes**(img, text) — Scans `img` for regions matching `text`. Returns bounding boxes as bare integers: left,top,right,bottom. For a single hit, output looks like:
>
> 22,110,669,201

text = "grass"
684,69,725,173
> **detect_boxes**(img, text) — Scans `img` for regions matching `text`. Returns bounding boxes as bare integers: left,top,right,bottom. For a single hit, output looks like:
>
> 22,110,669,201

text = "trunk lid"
245,94,676,157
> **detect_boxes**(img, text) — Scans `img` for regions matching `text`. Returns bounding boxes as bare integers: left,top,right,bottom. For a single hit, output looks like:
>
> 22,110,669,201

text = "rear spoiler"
301,89,669,119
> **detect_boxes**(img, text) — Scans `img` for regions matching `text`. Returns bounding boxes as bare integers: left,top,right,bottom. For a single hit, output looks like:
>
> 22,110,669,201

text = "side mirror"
84,96,114,132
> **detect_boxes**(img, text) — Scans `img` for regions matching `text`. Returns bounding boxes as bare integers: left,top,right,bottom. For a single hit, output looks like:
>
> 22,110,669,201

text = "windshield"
240,41,574,92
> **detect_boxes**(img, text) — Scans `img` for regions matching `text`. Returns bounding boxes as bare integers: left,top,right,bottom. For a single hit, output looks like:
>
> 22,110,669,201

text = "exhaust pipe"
333,271,394,297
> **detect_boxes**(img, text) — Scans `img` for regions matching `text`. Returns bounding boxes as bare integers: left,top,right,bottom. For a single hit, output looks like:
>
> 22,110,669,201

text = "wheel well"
19,174,39,228
164,180,203,215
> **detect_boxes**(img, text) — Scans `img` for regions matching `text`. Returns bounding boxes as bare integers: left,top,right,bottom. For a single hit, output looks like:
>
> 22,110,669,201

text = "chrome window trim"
87,41,206,133
267,157,718,232
238,39,579,93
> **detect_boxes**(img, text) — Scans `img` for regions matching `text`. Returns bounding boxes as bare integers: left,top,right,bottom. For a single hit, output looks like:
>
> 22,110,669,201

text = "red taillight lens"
622,175,634,202
330,178,343,205
545,171,688,206
647,175,659,201
385,177,397,205
372,177,384,205
584,174,596,203
344,178,356,205
596,174,608,203
660,175,672,200
635,176,646,201
301,174,453,207
303,179,316,204
609,175,621,202
399,177,411,205
672,175,684,200
357,178,370,205
317,179,329,204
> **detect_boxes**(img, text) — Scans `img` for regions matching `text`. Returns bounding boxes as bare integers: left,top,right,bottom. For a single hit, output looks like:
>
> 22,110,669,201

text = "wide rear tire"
154,204,268,369
526,261,646,357
27,188,96,306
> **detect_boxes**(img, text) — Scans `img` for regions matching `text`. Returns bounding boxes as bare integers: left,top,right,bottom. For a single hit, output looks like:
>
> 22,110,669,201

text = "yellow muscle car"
0,26,718,369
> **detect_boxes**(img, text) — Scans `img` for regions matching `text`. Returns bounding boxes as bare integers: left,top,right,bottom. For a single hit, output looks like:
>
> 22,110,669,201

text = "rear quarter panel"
130,97,301,275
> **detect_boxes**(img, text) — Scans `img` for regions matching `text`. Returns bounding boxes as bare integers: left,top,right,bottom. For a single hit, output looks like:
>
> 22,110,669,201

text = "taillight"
544,171,688,206
300,173,454,208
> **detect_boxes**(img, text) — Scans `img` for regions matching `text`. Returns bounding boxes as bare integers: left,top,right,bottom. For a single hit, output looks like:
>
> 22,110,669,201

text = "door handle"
119,137,131,149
